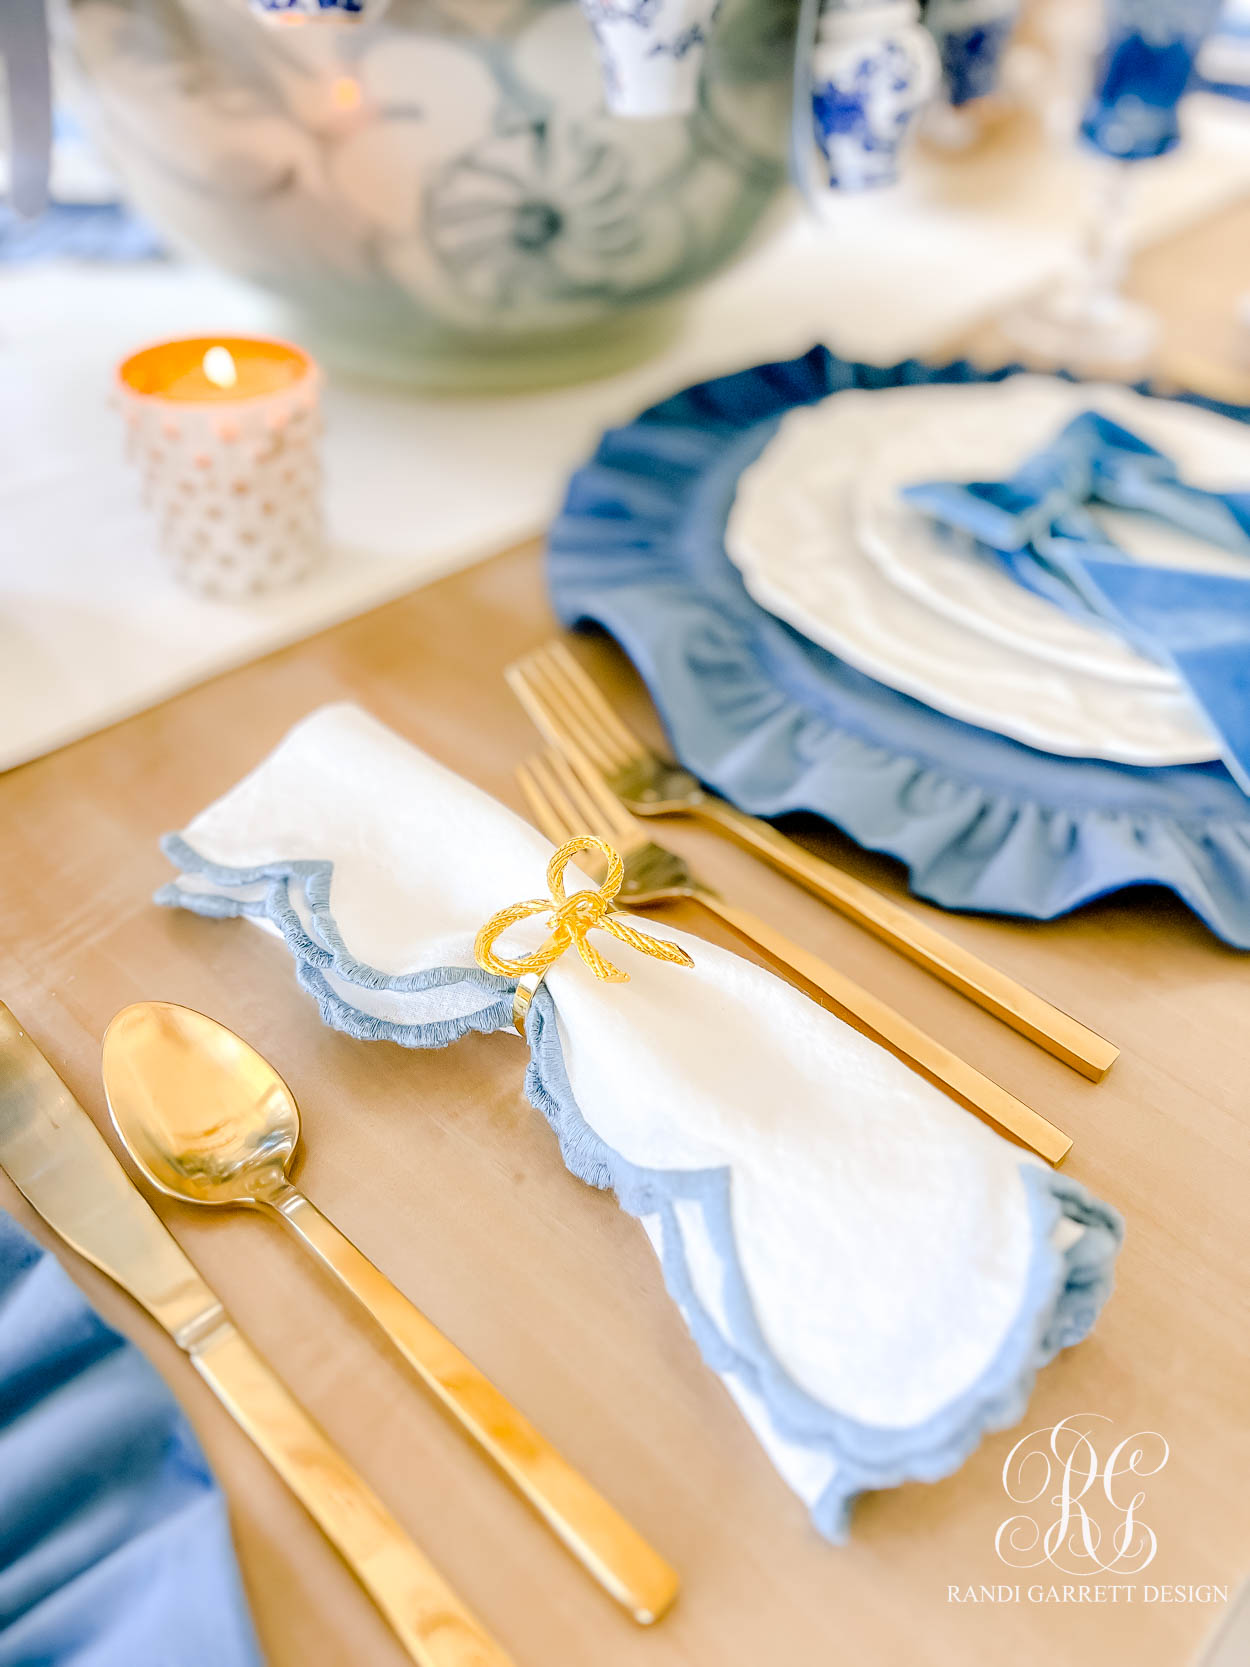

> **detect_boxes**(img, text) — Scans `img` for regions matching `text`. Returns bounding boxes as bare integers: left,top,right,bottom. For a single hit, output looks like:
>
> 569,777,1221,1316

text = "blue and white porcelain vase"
579,0,722,116
58,0,794,388
810,0,939,189
923,0,1018,106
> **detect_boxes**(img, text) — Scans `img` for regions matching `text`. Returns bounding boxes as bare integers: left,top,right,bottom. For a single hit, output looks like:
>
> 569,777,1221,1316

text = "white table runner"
3,95,1250,773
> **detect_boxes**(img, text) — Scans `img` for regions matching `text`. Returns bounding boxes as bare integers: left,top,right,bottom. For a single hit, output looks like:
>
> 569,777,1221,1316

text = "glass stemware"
1003,0,1224,367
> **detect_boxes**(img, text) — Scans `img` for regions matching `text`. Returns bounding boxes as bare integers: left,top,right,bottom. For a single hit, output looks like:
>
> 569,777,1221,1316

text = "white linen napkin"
158,702,1121,1540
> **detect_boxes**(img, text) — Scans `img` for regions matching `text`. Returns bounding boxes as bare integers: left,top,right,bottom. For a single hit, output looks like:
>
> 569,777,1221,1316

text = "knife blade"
0,1003,516,1667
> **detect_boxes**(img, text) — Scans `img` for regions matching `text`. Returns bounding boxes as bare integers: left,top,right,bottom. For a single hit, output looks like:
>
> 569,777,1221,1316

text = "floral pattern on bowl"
62,0,794,383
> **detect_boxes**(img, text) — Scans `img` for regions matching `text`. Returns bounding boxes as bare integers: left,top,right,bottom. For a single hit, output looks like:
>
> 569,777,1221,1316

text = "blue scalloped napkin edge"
158,835,1122,1541
546,344,1250,948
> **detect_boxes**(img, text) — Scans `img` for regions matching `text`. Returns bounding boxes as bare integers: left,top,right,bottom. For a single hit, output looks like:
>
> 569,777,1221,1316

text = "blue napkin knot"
903,408,1250,797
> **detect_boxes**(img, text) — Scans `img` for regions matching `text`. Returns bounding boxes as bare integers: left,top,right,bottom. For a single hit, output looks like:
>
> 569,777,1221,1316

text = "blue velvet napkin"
904,409,1250,797
0,1211,263,1667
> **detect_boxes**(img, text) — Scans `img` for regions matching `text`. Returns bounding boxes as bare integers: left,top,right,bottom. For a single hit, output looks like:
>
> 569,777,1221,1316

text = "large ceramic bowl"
60,0,796,386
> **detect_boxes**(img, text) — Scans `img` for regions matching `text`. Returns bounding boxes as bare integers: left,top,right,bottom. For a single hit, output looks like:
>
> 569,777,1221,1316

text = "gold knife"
0,1003,516,1667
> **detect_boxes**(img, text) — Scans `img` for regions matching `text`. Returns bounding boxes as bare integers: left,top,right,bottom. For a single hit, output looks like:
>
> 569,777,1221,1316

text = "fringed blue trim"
157,834,515,1045
547,346,1250,947
523,988,1121,1540
159,834,1123,1541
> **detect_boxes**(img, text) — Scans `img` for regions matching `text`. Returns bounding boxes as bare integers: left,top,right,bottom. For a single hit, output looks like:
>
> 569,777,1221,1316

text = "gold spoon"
101,1000,678,1626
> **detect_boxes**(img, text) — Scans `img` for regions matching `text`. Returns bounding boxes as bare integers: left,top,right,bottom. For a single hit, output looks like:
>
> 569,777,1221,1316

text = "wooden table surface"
4,192,1250,1667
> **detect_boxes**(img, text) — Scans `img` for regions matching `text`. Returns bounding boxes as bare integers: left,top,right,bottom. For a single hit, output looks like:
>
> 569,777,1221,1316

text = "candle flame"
202,346,238,390
330,75,362,111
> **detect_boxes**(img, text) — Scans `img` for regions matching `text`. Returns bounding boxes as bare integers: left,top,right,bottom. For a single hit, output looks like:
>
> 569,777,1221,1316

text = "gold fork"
515,744,1072,1166
507,641,1117,1083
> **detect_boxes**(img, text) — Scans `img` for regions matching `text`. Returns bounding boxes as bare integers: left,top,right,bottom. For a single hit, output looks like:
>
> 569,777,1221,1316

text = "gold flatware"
515,748,1072,1166
506,640,1117,1083
0,1002,515,1667
101,1000,679,1627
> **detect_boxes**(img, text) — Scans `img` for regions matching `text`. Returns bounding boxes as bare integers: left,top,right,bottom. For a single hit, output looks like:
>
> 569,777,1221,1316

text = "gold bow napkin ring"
474,836,693,1036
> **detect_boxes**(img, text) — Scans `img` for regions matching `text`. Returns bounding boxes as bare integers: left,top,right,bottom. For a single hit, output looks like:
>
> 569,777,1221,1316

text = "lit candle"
117,335,324,601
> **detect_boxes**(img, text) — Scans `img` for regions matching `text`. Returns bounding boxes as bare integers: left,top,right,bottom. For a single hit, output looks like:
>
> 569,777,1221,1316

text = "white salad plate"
726,377,1250,763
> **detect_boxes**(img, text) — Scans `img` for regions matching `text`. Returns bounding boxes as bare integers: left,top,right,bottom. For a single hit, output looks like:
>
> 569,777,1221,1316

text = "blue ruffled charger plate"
547,346,1250,948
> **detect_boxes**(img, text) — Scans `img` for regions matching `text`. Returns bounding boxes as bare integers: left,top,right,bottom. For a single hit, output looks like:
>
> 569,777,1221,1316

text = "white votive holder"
117,335,325,601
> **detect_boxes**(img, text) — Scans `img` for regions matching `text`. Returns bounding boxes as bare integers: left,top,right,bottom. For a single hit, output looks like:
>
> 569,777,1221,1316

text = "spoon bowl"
103,1001,300,1207
100,999,679,1623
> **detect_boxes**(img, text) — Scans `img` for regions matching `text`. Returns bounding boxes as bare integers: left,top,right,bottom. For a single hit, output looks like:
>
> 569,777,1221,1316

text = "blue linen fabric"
545,346,1250,947
1080,0,1225,159
905,409,1250,556
904,409,1250,797
0,1212,263,1667
0,201,166,264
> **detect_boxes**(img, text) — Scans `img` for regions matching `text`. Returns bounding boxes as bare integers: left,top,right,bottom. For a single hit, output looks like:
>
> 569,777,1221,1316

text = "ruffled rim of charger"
546,345,1250,948
159,835,1123,1541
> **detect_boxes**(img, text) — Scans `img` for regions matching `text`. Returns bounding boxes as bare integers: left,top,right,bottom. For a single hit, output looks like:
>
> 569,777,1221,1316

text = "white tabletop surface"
4,94,1250,773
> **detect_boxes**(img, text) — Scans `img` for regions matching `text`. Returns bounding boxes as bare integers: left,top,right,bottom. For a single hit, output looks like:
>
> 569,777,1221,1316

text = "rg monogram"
995,1414,1169,1575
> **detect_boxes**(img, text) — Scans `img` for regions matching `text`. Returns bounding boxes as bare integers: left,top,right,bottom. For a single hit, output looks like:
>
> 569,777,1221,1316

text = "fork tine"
547,753,616,843
506,649,615,773
546,642,648,767
516,757,575,848
522,753,618,884
543,747,640,851
507,655,618,775
530,643,630,766
523,753,593,846
521,650,625,774
550,744,644,848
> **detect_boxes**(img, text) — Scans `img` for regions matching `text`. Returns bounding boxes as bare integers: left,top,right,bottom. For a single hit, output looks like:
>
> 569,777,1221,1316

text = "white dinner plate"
854,379,1250,687
726,377,1250,763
